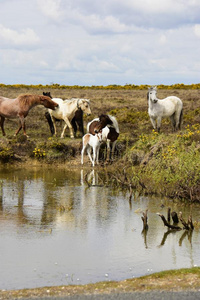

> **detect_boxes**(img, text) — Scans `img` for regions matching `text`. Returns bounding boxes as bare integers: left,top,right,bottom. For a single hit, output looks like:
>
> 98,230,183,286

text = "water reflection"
0,167,199,290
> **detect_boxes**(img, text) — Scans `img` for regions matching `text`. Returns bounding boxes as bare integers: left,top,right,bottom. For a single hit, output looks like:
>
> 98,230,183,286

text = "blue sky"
0,0,200,86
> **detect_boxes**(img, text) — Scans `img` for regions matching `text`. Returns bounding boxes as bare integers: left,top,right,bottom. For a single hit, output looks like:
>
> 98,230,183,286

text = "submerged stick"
157,213,182,230
188,215,194,230
141,209,148,230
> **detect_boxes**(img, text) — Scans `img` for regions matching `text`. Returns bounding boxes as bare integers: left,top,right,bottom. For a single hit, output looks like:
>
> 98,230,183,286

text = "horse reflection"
80,169,100,187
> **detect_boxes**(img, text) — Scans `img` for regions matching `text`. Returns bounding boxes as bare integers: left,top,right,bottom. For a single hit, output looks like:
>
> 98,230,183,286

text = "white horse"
87,114,119,161
147,86,183,132
48,98,91,138
81,132,102,167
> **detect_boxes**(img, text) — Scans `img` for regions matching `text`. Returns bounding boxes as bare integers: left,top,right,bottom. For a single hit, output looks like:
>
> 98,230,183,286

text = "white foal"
81,132,102,167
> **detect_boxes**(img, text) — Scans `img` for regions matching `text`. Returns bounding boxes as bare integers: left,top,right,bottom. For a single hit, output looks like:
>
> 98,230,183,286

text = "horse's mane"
17,94,40,105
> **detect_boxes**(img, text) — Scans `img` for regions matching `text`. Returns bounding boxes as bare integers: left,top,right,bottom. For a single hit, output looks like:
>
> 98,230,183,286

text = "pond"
0,166,199,290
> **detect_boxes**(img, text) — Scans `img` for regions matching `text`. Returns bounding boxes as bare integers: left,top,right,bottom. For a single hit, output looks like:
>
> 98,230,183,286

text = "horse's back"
87,118,99,134
0,96,14,103
165,96,183,106
52,98,64,105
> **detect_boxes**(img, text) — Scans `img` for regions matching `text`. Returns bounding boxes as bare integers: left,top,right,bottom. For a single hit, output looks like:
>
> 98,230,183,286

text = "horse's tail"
178,108,183,130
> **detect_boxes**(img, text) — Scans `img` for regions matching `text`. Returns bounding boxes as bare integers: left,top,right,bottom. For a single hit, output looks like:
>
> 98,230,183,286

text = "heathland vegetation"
0,83,200,202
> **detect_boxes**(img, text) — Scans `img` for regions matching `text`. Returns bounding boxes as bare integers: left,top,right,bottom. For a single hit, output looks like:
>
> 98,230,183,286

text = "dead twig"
157,213,182,230
179,212,190,230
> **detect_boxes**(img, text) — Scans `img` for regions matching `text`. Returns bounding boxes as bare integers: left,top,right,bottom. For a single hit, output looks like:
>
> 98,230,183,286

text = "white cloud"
82,14,130,34
159,34,167,45
37,0,63,20
0,24,39,46
64,0,200,30
194,24,200,37
0,0,200,85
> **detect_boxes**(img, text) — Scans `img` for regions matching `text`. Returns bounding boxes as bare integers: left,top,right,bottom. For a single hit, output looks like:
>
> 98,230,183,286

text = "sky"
0,0,200,86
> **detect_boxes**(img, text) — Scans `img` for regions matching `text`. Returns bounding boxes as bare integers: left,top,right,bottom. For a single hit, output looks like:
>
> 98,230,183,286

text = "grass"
0,85,200,202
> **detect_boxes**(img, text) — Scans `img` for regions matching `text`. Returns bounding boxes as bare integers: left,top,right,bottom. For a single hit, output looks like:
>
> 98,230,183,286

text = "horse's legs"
0,116,6,136
170,114,176,132
156,117,162,132
77,113,84,137
71,117,77,137
62,117,74,138
15,116,26,136
111,140,117,160
178,109,183,130
150,117,157,131
92,145,97,167
106,140,111,161
45,112,55,135
51,116,57,136
15,123,22,135
81,145,86,165
175,109,183,131
87,147,93,165
75,110,84,137
96,145,100,164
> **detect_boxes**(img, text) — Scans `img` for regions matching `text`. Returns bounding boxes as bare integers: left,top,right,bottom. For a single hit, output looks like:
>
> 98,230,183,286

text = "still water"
0,167,199,290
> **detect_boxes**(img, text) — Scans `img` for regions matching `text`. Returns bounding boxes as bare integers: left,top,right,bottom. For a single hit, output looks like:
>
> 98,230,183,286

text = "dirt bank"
0,268,199,299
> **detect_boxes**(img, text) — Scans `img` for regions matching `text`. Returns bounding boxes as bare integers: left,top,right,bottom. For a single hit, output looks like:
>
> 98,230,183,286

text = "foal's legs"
0,116,6,136
81,145,86,165
87,147,94,165
96,145,100,164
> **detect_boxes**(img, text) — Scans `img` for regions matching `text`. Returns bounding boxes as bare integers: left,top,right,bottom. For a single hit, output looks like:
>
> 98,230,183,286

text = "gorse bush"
33,147,46,158
121,127,200,202
1,83,200,90
0,146,14,162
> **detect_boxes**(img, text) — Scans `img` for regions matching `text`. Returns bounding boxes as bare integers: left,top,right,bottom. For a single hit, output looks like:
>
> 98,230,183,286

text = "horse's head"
148,86,158,103
94,114,113,133
41,96,59,110
78,99,91,115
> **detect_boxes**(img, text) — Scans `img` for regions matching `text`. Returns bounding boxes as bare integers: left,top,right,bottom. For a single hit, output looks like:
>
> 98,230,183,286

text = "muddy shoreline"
0,268,200,299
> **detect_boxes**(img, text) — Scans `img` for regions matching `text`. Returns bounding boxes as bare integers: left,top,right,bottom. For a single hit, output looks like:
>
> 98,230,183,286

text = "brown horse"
0,94,58,136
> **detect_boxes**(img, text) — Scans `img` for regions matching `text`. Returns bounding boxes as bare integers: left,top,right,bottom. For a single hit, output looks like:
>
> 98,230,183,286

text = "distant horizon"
0,82,200,88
